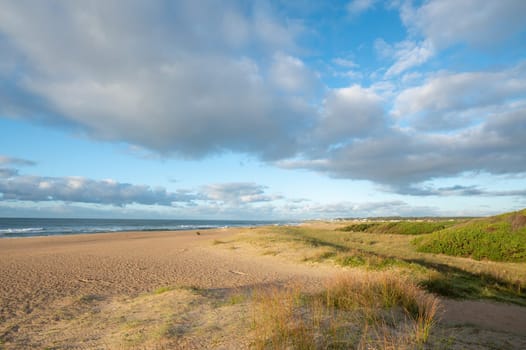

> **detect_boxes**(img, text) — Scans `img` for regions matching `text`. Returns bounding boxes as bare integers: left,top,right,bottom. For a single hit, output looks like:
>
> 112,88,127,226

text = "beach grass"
251,271,440,349
227,219,526,306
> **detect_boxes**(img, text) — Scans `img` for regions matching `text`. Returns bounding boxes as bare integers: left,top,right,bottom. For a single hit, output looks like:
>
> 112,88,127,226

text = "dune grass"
414,209,526,262
228,222,526,306
251,272,440,349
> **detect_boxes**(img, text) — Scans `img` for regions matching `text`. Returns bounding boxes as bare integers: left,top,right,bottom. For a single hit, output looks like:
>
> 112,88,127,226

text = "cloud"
0,166,290,215
399,185,526,197
283,199,441,218
393,62,526,129
202,182,282,205
0,0,315,160
0,1,525,200
332,58,359,69
402,0,526,48
331,58,363,80
347,0,376,17
378,0,526,77
0,173,198,206
379,40,435,77
0,168,19,178
313,85,385,146
0,155,35,166
280,106,526,188
269,52,320,95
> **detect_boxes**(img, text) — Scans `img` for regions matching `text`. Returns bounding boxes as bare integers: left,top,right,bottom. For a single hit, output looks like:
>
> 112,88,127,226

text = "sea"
0,218,294,238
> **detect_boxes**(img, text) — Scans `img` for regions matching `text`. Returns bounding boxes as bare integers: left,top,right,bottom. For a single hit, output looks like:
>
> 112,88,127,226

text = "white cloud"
375,38,434,77
347,0,376,17
0,0,525,201
401,0,526,48
384,40,434,77
0,173,198,206
252,3,304,51
269,52,319,95
202,182,282,205
333,58,359,68
0,0,314,160
314,85,385,144
393,62,526,129
221,9,250,48
282,199,440,218
281,106,526,189
331,58,362,80
378,0,526,79
0,169,288,209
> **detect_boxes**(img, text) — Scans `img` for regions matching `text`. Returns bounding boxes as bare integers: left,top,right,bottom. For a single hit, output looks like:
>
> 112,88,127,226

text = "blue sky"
0,0,525,219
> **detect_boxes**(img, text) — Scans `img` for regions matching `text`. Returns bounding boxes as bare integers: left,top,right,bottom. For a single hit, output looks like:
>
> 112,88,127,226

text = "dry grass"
226,225,526,305
251,271,441,349
0,286,252,349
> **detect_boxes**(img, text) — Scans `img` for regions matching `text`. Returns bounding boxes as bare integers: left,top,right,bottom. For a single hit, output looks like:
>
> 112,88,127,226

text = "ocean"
0,218,292,238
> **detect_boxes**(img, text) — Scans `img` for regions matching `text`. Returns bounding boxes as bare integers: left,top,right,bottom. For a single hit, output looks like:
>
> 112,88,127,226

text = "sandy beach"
1,226,526,349
0,228,338,348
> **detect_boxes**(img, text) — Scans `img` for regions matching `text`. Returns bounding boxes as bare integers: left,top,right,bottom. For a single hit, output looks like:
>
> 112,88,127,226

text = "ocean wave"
0,227,45,235
0,219,297,238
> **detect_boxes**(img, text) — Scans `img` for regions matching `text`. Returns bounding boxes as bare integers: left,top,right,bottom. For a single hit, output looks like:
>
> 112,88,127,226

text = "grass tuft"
153,286,175,294
251,272,440,349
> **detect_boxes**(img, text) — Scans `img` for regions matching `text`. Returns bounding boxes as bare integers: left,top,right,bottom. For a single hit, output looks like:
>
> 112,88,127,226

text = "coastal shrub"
338,222,379,232
338,221,458,235
414,209,526,262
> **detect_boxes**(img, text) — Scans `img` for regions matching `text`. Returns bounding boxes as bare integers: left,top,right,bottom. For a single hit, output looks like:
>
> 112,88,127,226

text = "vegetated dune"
338,220,460,235
413,208,526,262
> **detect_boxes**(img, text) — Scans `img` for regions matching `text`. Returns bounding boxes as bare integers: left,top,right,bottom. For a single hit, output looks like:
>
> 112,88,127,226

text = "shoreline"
0,219,301,239
0,227,228,241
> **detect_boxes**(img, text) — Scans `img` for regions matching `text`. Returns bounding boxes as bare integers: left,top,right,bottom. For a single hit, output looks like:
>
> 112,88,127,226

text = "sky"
0,0,525,219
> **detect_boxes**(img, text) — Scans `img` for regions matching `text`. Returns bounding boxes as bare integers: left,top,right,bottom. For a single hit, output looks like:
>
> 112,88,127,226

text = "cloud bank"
0,163,285,209
0,171,196,206
0,0,525,197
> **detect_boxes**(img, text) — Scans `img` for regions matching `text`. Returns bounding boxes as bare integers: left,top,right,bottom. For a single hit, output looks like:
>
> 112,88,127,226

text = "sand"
0,228,338,348
0,229,337,311
1,228,525,349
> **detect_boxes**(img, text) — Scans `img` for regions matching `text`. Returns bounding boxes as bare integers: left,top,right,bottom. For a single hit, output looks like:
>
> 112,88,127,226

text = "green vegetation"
231,221,526,306
334,252,407,270
153,286,175,294
414,209,526,262
338,220,459,235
